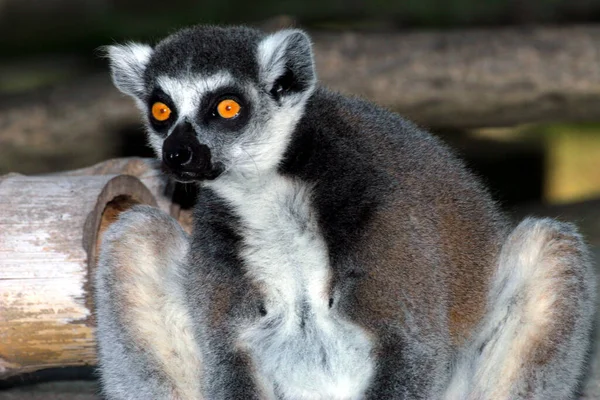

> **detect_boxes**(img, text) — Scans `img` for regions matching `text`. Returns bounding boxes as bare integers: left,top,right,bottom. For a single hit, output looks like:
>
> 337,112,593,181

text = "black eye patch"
199,85,251,132
147,89,178,136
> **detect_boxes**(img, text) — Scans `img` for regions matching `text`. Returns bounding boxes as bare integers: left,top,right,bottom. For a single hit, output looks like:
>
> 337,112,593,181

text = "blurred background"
1,0,600,398
2,0,600,208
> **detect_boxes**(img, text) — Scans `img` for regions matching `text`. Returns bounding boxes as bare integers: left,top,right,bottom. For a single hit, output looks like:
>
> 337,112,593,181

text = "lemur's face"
106,26,316,182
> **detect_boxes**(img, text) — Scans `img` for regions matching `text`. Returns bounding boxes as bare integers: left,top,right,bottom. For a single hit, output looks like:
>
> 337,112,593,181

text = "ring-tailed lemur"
95,25,596,399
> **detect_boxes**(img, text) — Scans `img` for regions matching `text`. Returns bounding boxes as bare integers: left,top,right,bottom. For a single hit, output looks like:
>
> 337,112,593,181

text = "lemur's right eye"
151,102,172,121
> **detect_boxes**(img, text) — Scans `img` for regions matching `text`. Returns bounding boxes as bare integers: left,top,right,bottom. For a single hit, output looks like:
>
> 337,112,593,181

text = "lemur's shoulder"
289,87,453,174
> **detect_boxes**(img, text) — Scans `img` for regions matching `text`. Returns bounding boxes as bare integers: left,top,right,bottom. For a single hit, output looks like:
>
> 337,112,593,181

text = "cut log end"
83,174,158,329
0,168,160,380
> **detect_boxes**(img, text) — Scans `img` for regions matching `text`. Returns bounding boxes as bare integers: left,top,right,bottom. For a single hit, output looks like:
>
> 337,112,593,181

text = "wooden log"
53,157,195,234
49,157,176,221
0,159,177,379
312,25,600,129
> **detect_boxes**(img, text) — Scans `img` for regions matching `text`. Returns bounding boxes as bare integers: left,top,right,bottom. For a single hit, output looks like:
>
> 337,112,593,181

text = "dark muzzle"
162,121,222,181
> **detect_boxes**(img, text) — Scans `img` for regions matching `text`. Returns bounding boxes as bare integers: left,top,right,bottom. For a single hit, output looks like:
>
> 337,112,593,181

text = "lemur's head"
106,26,316,182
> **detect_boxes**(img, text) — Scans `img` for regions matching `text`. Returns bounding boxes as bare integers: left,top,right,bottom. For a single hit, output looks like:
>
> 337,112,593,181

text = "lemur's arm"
445,218,596,400
94,205,202,400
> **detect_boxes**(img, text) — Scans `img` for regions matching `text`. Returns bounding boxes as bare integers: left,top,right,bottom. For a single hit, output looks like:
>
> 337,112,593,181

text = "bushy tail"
445,218,596,400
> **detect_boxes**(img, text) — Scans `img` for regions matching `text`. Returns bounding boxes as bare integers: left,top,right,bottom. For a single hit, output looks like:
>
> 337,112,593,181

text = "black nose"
164,145,193,169
162,121,201,171
161,121,220,181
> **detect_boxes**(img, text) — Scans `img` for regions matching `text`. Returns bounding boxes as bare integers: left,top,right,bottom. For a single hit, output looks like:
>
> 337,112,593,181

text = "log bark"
0,158,179,379
50,157,180,224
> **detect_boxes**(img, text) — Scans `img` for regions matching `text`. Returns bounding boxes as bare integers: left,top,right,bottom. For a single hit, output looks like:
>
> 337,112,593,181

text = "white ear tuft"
257,29,316,100
104,43,153,99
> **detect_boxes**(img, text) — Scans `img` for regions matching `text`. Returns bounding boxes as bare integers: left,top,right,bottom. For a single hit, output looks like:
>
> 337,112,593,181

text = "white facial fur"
145,73,310,177
220,28,316,175
144,72,234,156
207,173,375,400
157,73,234,120
226,97,305,175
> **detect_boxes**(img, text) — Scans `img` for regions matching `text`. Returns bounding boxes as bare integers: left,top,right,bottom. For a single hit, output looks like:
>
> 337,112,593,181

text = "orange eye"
151,102,171,121
217,99,241,119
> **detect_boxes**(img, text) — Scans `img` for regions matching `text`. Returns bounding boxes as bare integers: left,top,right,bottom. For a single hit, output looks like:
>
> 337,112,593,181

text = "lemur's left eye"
151,102,172,121
217,99,241,119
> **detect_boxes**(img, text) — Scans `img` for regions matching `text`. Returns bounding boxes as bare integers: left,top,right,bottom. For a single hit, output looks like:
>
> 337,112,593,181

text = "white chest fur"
207,173,374,400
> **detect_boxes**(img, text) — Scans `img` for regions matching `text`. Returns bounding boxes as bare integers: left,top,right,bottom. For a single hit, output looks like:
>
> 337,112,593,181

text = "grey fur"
444,218,596,399
95,206,201,400
95,25,597,399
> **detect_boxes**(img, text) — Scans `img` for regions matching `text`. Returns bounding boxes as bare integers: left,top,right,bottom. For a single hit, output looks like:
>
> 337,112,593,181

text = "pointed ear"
104,43,153,99
257,29,316,102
